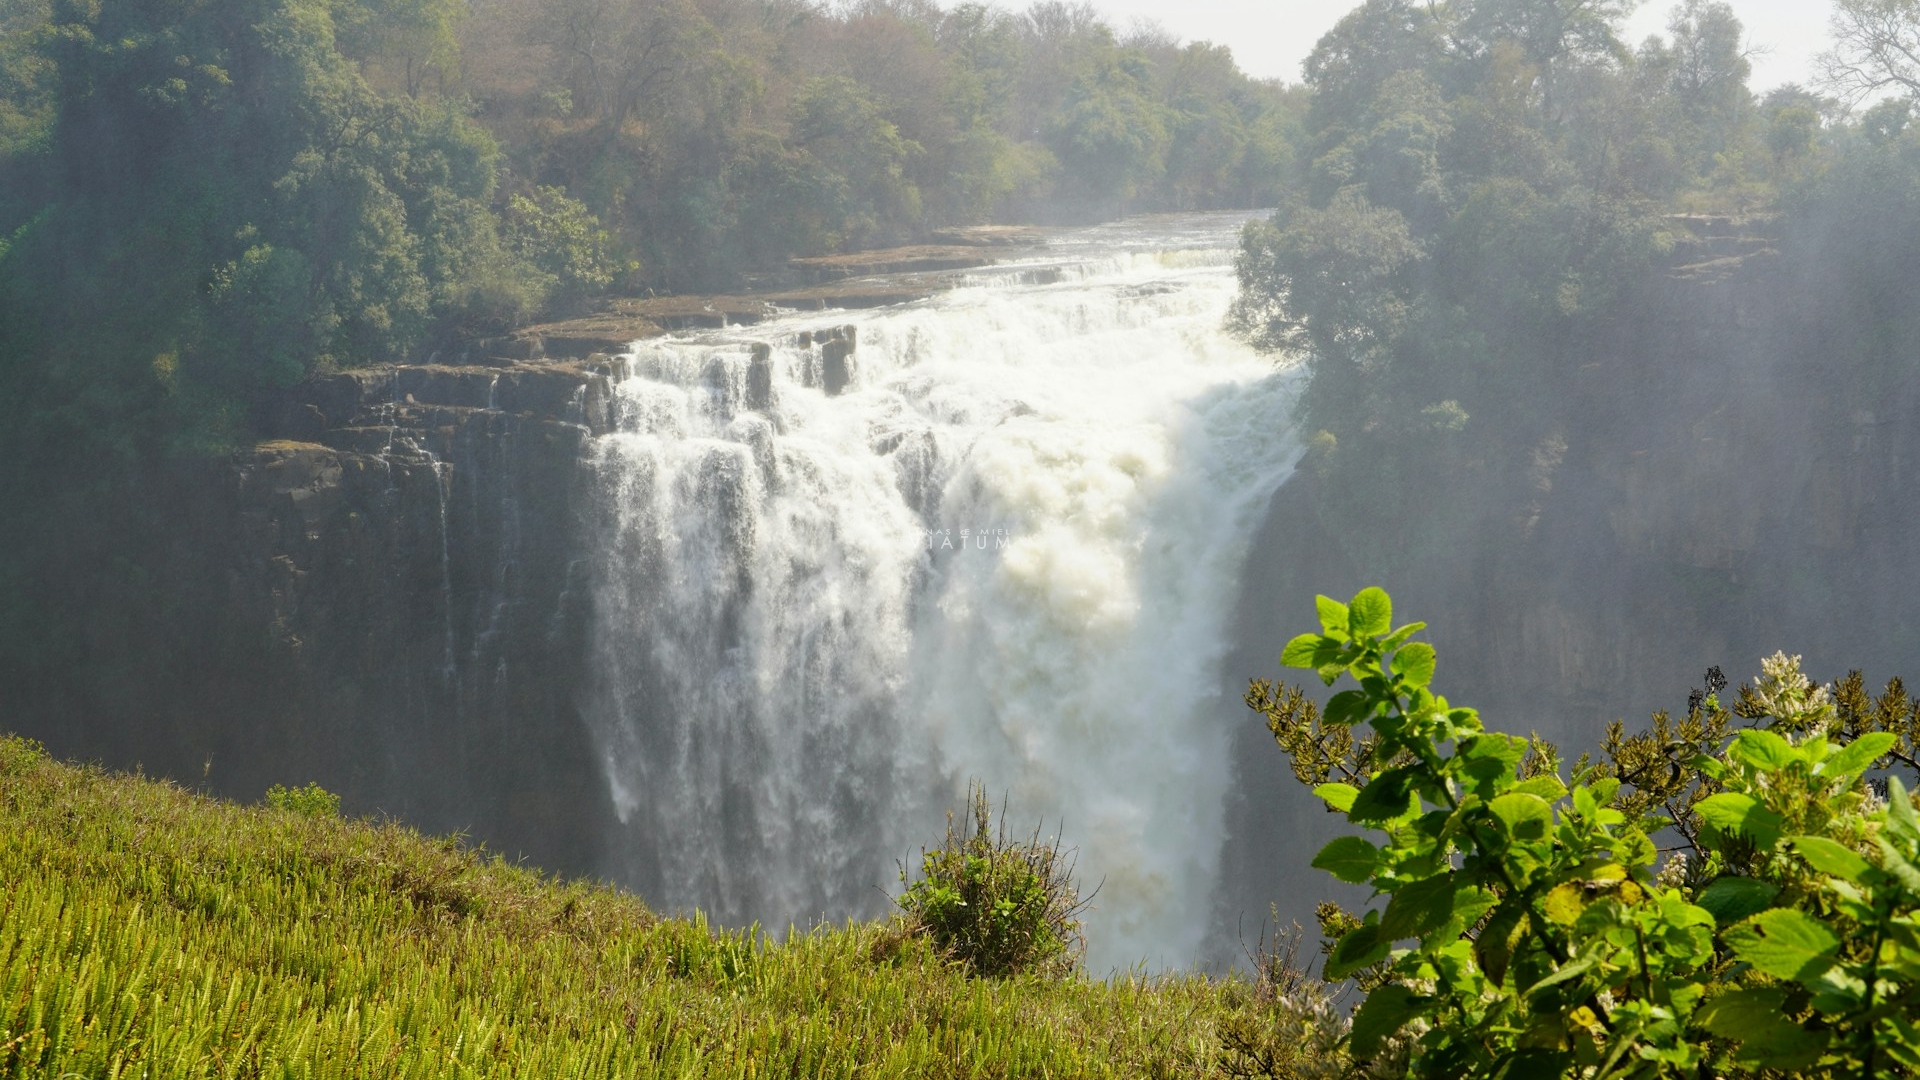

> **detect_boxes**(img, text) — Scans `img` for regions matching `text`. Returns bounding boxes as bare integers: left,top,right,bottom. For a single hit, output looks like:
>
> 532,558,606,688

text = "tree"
1229,188,1421,361
1453,0,1640,117
1664,0,1750,128
1047,50,1169,207
1820,0,1920,102
0,0,528,452
790,75,923,248
0,0,52,159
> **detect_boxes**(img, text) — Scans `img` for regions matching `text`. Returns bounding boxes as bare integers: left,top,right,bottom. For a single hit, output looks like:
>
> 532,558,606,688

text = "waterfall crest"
582,212,1304,970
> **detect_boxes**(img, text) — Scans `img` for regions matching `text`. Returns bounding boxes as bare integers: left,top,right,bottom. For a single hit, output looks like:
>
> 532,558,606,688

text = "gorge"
12,206,1920,972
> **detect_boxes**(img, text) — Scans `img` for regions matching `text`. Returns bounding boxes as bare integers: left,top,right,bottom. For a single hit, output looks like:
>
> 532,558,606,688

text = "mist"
4,0,1920,979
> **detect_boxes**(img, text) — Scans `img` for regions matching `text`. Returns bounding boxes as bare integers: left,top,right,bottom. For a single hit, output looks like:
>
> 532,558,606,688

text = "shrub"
1256,587,1920,1078
0,734,43,775
502,185,620,306
265,781,341,818
898,782,1087,978
1216,918,1374,1080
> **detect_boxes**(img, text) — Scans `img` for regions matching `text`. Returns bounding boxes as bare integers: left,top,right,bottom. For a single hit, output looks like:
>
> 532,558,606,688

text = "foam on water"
581,212,1304,970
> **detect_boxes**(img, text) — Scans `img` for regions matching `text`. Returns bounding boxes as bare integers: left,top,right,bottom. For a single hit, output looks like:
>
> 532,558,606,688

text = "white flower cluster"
1266,988,1415,1080
1749,651,1836,732
1655,851,1691,890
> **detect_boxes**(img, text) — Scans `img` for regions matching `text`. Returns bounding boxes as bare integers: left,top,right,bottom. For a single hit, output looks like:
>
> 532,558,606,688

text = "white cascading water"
581,212,1304,970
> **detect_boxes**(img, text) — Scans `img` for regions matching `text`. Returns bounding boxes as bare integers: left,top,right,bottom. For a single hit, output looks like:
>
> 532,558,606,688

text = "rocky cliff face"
235,362,622,855
1209,214,1920,949
19,354,628,873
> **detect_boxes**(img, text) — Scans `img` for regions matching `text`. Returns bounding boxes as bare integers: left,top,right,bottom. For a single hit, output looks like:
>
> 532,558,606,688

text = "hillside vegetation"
1231,0,1920,574
0,735,1338,1079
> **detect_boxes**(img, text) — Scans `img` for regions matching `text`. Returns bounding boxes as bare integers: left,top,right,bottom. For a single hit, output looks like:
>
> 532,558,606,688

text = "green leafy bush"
1258,587,1920,1078
503,185,620,306
264,781,341,818
898,782,1087,978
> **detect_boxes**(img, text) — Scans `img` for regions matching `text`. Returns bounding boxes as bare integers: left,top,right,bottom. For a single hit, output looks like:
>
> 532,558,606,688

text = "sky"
1076,0,1836,92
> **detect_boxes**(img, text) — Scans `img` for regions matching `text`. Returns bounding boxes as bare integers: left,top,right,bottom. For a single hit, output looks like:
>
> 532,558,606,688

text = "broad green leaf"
1886,915,1920,952
1572,784,1598,817
1380,873,1456,940
1380,622,1427,651
1884,1015,1920,1071
1695,987,1823,1060
1543,882,1586,926
1325,922,1390,980
1695,792,1784,848
1474,901,1527,985
1729,729,1797,772
1487,792,1554,840
1280,633,1325,669
1392,642,1436,689
1348,587,1392,638
1614,827,1657,868
1694,876,1779,926
1322,689,1370,726
1790,835,1871,879
1888,776,1920,845
1458,735,1527,795
1315,595,1350,637
1697,983,1781,1037
1511,775,1568,802
1460,732,1527,765
1448,886,1499,930
1656,891,1716,929
1726,909,1840,983
1349,984,1423,1058
1349,768,1419,824
1817,732,1897,780
1694,791,1755,827
1690,755,1727,780
1583,862,1628,884
1313,782,1358,813
1523,952,1596,996
1312,836,1380,884
1808,965,1867,1013
1877,838,1920,894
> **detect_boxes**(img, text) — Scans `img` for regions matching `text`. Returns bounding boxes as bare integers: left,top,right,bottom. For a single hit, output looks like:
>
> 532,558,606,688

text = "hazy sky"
1076,0,1834,92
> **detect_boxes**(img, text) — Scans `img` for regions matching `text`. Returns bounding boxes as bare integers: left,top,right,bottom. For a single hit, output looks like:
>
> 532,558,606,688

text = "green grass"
0,735,1337,1078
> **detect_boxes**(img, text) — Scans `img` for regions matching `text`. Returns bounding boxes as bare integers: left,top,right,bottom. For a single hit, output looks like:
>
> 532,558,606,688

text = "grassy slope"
0,736,1328,1078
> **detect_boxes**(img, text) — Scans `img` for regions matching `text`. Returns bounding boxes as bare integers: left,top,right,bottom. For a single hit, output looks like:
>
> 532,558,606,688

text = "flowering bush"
1255,587,1920,1077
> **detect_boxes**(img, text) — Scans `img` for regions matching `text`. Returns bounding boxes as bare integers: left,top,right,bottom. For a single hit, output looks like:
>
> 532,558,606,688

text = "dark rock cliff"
1209,215,1920,950
17,356,625,874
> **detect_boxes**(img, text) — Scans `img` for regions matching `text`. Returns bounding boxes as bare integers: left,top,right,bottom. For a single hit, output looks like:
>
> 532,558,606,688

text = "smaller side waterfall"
583,340,925,923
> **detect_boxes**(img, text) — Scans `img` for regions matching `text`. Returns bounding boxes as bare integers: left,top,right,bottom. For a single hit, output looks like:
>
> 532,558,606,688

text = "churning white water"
581,212,1304,970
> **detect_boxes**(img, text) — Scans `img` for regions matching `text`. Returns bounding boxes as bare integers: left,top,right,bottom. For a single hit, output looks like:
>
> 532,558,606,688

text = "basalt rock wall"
1210,217,1920,951
16,357,626,874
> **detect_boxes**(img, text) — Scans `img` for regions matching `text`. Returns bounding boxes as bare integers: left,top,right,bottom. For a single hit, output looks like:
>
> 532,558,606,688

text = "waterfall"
581,212,1305,970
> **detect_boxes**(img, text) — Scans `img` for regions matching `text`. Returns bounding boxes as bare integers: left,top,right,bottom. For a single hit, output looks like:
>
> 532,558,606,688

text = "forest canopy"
0,0,1300,468
1230,0,1920,571
0,0,1300,383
